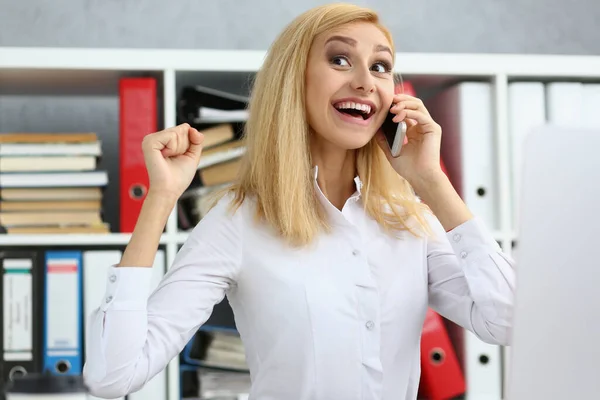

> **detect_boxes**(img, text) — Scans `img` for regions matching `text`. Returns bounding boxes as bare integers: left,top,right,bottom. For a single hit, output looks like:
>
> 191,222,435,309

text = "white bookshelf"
2,47,600,400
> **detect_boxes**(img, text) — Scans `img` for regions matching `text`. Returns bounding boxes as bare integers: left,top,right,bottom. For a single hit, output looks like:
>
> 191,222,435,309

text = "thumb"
186,128,204,161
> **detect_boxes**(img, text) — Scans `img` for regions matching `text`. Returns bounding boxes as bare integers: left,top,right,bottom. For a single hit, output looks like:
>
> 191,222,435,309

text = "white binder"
127,249,167,400
83,250,124,400
545,82,583,126
582,84,600,129
427,82,503,399
507,82,546,232
464,330,503,400
428,81,499,231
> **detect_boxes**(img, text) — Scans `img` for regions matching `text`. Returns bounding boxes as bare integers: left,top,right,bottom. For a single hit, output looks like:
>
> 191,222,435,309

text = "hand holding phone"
380,111,407,158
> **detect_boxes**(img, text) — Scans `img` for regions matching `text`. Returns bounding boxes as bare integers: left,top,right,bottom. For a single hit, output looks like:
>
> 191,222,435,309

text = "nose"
350,65,375,93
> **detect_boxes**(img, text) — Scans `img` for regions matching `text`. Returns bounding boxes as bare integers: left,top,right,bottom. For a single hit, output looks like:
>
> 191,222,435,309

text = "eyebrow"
324,35,393,57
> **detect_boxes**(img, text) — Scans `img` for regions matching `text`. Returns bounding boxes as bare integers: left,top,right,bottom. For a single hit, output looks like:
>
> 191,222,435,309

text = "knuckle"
141,133,153,146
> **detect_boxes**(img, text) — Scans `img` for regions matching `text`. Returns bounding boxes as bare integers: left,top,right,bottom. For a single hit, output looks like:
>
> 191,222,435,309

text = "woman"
83,3,515,400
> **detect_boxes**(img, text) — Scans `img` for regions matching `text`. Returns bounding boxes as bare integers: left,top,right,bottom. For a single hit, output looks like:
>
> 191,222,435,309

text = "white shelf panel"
2,47,600,78
0,232,169,246
175,231,191,245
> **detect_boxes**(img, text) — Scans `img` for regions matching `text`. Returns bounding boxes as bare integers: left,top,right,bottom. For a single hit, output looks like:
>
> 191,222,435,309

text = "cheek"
305,79,332,124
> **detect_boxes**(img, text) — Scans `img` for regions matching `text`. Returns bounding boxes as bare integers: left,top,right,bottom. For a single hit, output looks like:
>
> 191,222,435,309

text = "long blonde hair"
211,3,432,246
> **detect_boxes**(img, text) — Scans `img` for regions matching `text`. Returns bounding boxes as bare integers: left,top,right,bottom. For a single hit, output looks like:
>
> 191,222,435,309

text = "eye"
330,56,350,67
372,61,392,73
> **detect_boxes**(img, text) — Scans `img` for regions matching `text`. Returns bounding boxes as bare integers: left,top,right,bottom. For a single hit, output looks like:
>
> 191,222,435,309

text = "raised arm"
82,124,243,398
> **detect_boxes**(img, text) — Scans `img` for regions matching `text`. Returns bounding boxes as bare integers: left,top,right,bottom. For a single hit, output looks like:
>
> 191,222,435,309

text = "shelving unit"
2,47,600,400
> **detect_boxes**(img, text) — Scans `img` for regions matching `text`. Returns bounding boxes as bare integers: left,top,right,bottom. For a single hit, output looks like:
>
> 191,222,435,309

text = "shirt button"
460,251,468,259
453,233,462,242
109,274,117,283
365,320,375,330
105,296,113,303
352,249,360,256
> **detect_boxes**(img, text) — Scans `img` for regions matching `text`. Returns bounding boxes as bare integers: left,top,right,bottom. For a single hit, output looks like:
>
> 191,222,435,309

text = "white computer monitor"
506,125,600,399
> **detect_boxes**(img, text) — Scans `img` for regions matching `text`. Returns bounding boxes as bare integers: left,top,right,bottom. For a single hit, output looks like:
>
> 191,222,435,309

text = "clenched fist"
142,123,204,201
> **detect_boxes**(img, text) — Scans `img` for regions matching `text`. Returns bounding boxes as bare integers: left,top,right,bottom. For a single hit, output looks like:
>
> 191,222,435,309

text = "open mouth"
333,101,376,121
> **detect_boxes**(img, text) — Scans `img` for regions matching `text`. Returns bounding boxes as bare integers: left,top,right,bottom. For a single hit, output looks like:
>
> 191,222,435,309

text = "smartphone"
380,111,407,158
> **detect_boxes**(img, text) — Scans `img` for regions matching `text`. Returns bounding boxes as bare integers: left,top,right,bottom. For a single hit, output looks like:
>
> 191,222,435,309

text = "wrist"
408,168,448,194
143,191,178,216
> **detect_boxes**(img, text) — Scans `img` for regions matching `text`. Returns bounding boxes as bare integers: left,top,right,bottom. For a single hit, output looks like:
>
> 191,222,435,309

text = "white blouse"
83,167,516,400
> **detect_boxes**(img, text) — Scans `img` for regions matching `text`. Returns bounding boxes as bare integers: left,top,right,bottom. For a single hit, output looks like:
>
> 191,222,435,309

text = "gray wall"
0,0,598,234
1,0,599,55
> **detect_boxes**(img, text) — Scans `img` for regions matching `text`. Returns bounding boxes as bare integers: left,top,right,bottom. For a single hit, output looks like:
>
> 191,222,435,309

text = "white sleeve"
82,195,244,399
426,214,516,346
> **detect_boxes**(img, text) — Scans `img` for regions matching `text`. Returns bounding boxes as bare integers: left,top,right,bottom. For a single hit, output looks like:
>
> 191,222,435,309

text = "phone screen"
380,111,399,148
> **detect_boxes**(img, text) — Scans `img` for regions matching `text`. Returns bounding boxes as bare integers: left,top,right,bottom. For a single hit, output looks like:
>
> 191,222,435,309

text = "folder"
0,250,41,391
508,82,546,231
582,84,600,129
82,250,124,400
545,82,583,127
426,82,499,231
419,308,465,400
178,85,249,124
463,330,502,400
119,77,157,233
127,249,167,400
43,250,83,376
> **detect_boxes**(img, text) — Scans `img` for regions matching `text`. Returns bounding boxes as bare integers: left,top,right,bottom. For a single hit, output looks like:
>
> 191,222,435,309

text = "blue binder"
42,250,83,375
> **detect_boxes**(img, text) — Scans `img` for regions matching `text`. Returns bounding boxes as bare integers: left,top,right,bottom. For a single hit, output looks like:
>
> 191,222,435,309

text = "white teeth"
334,101,372,115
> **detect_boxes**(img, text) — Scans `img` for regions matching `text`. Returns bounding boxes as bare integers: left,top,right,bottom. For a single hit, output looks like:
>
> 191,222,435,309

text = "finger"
393,93,420,102
173,123,193,155
148,129,177,151
391,99,430,117
398,109,439,131
405,117,418,128
185,128,205,161
151,124,193,158
150,132,184,158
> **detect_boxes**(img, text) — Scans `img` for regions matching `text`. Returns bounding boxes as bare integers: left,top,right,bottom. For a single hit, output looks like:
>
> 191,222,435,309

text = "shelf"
175,231,191,245
0,232,170,246
2,47,600,78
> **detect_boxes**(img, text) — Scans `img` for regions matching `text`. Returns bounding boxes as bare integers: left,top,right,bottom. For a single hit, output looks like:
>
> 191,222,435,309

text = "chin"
331,128,375,150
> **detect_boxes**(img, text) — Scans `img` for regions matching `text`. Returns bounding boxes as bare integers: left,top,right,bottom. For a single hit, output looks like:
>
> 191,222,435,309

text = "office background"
1,0,598,55
1,2,600,400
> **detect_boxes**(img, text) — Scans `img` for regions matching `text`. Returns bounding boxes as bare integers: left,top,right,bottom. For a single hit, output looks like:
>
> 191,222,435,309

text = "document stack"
176,85,249,230
180,328,251,400
0,132,109,234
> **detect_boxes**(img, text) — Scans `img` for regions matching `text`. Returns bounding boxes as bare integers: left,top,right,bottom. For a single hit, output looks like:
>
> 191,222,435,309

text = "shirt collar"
311,165,363,197
311,165,363,208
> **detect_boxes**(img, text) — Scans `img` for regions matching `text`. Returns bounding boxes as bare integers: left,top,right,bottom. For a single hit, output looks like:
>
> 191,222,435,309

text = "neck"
310,137,357,210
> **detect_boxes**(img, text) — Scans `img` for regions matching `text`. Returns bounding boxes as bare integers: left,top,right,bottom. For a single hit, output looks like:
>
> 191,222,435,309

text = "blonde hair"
211,3,433,246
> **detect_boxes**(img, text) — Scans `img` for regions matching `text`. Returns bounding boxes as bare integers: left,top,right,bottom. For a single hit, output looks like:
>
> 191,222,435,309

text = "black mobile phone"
380,111,406,157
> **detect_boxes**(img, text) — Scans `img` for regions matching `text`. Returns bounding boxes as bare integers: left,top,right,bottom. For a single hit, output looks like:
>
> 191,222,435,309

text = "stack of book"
177,85,249,230
0,132,109,234
182,328,251,399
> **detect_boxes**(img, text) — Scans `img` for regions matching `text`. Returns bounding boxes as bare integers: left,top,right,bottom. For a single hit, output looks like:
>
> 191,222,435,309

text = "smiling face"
305,22,396,152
